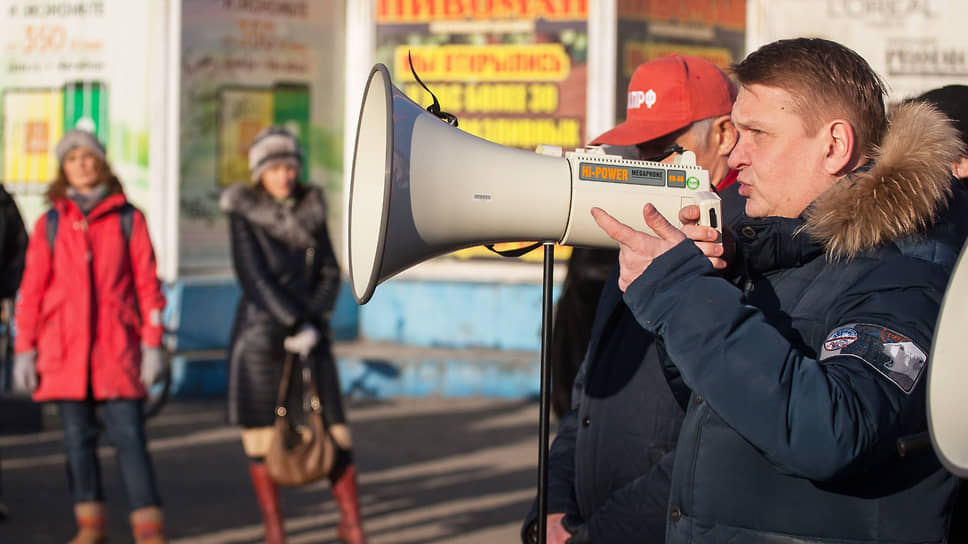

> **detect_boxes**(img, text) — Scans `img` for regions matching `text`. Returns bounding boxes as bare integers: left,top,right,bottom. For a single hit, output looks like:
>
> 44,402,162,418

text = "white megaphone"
346,63,722,304
928,242,968,477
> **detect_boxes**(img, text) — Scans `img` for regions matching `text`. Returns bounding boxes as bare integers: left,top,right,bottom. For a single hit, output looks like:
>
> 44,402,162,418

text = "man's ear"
824,119,855,175
711,115,738,157
953,156,968,180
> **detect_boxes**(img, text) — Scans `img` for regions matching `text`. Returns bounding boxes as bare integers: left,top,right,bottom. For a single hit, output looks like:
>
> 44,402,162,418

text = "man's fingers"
642,204,686,243
693,240,724,254
591,207,637,245
678,204,701,225
681,224,720,243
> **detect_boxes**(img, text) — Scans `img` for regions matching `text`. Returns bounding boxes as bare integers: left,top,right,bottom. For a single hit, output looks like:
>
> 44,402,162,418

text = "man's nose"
728,139,748,170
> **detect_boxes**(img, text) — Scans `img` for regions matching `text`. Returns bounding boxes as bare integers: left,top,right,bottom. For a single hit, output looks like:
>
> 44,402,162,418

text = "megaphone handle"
536,243,555,544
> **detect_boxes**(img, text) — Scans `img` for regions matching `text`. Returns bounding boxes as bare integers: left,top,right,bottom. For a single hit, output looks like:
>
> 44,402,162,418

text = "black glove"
562,514,591,544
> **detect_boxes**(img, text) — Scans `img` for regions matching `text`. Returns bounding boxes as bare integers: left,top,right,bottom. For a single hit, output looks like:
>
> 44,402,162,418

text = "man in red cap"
524,55,741,544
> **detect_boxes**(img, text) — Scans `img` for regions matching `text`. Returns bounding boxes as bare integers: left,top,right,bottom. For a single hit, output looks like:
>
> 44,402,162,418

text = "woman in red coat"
12,129,168,544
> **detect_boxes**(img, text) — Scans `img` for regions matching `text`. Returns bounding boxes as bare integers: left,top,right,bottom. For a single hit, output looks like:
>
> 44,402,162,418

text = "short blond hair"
732,38,887,160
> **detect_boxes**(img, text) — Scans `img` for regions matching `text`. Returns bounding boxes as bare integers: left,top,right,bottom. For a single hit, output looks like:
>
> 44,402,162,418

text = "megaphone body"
348,64,721,304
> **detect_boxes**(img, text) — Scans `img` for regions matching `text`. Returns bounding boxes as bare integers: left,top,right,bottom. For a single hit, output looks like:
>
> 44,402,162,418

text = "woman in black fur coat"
221,126,366,544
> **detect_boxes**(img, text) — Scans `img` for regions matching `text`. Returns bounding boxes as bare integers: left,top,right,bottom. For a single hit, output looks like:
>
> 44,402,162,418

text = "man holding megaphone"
592,38,967,544
523,54,745,544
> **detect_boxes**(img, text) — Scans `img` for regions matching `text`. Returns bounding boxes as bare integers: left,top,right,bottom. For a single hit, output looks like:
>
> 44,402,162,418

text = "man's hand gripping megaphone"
592,202,730,292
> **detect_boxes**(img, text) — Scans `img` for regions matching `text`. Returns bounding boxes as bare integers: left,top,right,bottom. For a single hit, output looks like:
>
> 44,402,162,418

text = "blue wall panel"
169,354,540,400
338,356,540,399
167,279,359,352
166,275,554,399
360,279,561,351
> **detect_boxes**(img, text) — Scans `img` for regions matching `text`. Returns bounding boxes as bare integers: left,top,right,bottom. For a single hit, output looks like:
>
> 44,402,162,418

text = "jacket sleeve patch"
819,323,926,394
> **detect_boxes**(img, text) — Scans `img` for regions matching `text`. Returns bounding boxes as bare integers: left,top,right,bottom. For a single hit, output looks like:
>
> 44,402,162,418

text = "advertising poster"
376,0,590,262
615,0,745,128
0,0,155,224
180,0,345,274
747,0,968,101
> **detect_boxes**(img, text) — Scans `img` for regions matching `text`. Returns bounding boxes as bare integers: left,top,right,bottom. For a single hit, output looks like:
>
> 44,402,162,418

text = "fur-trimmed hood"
804,101,964,260
219,183,328,249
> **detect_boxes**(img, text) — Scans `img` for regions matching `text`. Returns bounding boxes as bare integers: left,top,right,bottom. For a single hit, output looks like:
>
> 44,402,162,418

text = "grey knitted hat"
55,129,106,163
249,126,302,183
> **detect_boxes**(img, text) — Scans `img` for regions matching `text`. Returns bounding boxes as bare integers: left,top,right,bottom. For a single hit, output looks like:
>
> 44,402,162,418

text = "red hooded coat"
15,193,165,401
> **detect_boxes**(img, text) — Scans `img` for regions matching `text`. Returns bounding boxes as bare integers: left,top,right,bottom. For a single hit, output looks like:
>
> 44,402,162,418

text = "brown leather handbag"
265,353,336,486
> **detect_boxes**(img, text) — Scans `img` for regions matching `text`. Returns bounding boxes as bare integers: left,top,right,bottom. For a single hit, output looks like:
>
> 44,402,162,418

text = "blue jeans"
57,399,161,509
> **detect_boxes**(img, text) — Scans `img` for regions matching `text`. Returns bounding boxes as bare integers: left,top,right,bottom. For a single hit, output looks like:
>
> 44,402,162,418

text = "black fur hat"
916,85,968,150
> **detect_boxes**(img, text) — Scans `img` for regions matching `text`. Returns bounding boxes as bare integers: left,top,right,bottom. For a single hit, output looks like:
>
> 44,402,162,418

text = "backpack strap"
45,208,58,252
119,202,135,242
45,202,136,255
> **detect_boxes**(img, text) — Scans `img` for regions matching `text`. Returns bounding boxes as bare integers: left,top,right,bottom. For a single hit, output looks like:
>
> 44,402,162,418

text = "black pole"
536,243,555,544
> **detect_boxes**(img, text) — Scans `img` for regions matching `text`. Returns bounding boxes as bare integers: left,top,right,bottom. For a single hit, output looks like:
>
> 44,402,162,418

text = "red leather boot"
69,502,107,544
330,463,367,544
130,506,166,544
248,463,286,544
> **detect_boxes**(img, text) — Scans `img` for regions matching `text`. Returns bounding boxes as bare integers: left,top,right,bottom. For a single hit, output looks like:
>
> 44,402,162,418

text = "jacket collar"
733,214,823,276
219,183,328,249
55,191,127,221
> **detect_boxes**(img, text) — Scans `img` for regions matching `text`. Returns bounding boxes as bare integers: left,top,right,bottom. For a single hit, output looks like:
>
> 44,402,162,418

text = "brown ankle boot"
69,502,107,544
130,506,165,544
248,463,286,544
330,464,367,544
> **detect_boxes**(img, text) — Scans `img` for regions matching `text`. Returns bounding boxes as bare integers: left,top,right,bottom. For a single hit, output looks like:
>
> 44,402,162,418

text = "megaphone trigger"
695,191,722,242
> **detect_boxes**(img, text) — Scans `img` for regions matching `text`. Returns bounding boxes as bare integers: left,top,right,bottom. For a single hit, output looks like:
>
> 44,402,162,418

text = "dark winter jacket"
0,184,27,299
221,183,342,427
16,192,165,401
623,102,966,543
550,247,619,417
548,279,685,543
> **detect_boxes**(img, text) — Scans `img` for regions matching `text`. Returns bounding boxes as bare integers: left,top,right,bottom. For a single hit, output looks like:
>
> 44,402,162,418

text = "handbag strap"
275,353,295,416
300,355,323,414
275,352,323,416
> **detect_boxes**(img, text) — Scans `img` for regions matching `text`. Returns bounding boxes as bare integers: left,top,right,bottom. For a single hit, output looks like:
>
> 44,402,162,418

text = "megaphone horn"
347,64,572,303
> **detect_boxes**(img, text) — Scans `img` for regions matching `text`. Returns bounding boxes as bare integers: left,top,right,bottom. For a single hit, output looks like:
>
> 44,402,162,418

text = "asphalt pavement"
0,396,546,543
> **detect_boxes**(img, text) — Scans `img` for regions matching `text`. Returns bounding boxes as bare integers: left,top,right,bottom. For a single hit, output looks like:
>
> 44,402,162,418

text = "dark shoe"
248,462,286,544
330,463,367,544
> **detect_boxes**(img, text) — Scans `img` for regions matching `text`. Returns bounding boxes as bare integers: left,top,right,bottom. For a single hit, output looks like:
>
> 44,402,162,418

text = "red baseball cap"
590,55,736,146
